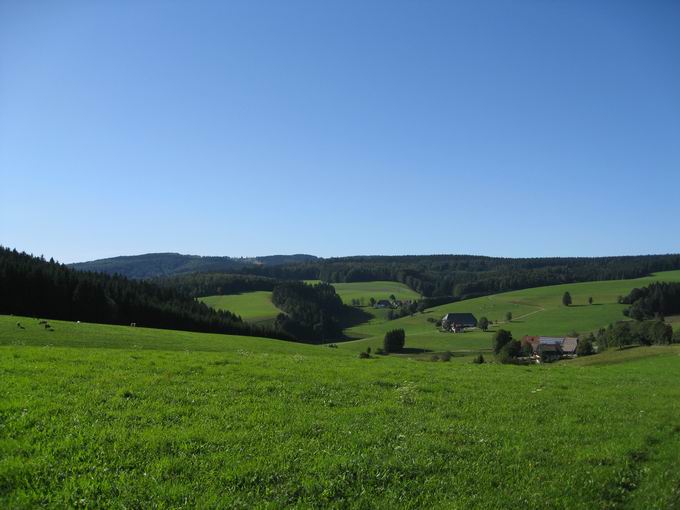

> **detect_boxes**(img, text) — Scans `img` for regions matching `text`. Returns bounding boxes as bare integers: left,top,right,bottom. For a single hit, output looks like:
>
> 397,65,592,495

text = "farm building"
537,342,562,361
561,337,579,355
521,336,579,358
374,299,392,309
441,313,478,332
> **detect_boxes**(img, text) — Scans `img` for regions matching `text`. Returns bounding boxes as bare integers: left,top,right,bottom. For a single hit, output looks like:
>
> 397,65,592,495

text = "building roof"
522,336,540,345
538,337,564,345
442,313,478,325
538,343,561,353
562,337,578,353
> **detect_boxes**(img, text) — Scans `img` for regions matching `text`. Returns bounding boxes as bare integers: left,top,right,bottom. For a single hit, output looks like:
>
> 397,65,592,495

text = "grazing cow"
130,322,136,327
16,322,24,329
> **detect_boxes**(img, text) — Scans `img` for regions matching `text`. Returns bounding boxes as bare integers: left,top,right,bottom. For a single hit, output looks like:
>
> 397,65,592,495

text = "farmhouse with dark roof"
441,313,478,332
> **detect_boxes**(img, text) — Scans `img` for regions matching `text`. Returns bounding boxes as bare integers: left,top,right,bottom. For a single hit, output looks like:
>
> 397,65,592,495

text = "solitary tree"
505,311,512,322
562,292,572,306
389,294,396,302
493,329,513,354
369,297,376,307
588,296,593,305
383,328,406,353
478,316,490,331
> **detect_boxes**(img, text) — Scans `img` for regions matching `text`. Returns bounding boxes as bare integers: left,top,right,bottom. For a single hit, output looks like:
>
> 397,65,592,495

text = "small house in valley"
561,337,578,355
441,313,478,332
374,299,392,309
521,335,580,360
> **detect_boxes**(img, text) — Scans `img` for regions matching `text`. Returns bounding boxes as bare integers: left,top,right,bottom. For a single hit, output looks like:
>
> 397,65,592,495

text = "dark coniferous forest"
0,247,291,341
621,282,680,320
146,253,680,299
271,281,349,343
246,254,680,297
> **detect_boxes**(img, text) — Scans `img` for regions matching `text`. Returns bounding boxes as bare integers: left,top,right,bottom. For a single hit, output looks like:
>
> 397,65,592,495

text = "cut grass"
1,315,679,508
199,291,281,323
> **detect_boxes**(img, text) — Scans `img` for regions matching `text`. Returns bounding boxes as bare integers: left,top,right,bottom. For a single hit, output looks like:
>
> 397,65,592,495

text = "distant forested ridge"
242,254,680,297
72,252,680,299
69,253,318,279
0,247,291,341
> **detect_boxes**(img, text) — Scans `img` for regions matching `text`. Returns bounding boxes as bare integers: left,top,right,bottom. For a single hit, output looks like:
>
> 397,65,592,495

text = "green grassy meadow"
329,281,420,304
339,270,680,354
2,313,680,508
199,281,419,326
199,291,282,323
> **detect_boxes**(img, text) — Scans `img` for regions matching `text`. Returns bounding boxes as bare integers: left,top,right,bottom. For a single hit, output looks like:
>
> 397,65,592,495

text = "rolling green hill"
2,313,680,508
199,292,282,323
340,270,680,354
199,281,420,327
330,280,420,304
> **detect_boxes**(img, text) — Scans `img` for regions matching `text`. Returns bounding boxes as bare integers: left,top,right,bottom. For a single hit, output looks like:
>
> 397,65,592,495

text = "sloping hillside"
2,313,680,508
340,270,680,353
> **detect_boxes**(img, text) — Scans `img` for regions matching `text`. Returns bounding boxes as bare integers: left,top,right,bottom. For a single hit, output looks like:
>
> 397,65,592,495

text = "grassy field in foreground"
340,270,680,354
199,292,281,323
1,314,680,508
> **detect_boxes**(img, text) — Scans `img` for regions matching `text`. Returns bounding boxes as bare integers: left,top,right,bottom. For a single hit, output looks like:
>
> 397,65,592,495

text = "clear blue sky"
1,1,679,263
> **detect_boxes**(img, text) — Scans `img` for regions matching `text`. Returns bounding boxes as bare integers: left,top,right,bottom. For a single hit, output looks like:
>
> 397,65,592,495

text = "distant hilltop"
68,252,319,279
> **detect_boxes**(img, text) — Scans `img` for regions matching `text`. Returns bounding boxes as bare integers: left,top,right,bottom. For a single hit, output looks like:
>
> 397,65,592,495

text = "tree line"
240,254,680,298
621,282,680,320
0,247,291,341
271,281,349,343
154,272,281,297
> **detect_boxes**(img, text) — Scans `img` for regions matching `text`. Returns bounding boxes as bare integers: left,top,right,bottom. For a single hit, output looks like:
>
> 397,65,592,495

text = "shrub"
478,316,489,331
358,351,370,359
562,292,572,306
440,351,452,362
383,329,406,353
497,340,521,364
472,354,485,364
430,355,440,362
576,335,595,356
492,329,513,354
375,347,386,355
366,346,371,354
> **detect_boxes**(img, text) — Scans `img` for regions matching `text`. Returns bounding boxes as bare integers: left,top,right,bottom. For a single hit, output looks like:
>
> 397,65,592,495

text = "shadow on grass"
339,306,375,329
397,347,432,354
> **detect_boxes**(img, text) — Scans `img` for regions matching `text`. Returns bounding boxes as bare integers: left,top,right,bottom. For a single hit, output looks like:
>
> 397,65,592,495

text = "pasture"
199,281,419,326
329,281,420,304
1,314,680,508
340,270,680,354
199,291,281,323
